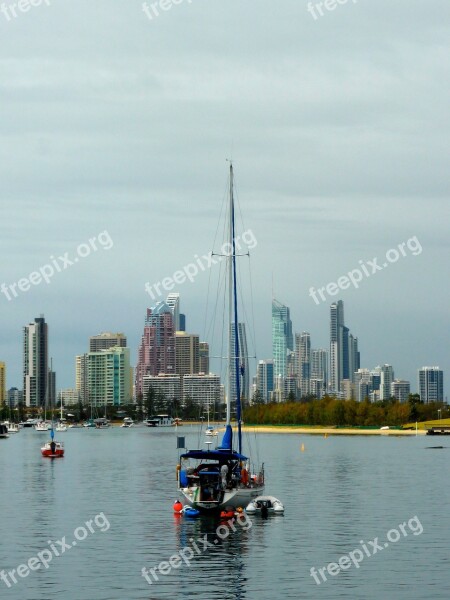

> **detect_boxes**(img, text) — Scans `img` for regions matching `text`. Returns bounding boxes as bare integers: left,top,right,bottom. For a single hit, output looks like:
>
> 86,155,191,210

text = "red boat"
41,441,65,458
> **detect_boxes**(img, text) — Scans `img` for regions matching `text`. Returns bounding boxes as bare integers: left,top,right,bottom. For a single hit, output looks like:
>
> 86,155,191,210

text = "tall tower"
299,332,311,397
257,359,274,403
272,299,293,379
175,332,200,378
229,323,250,402
419,367,444,403
330,300,344,393
23,315,48,407
76,354,89,404
135,302,175,396
166,293,180,331
380,364,395,400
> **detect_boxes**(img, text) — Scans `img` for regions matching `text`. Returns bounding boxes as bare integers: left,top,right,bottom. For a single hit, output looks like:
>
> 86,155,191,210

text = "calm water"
1,427,449,599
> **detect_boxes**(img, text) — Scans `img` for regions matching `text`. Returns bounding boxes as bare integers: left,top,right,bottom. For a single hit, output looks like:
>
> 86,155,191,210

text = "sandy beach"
240,426,426,436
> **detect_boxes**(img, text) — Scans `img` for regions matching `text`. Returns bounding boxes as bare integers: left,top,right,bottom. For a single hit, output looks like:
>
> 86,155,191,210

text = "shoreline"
240,426,426,436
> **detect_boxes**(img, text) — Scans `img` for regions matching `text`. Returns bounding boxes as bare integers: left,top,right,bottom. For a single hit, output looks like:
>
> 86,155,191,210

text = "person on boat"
50,441,56,454
240,465,249,487
220,464,229,490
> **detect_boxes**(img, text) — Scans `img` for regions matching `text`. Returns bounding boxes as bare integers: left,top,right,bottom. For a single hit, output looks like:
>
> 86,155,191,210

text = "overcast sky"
1,0,448,397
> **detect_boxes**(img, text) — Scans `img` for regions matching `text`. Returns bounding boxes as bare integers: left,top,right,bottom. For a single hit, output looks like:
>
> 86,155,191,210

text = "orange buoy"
173,500,183,514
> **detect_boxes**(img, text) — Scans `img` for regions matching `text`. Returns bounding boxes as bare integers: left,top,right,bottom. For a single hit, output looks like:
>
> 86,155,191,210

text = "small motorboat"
41,441,64,458
205,426,219,437
83,419,96,428
55,422,68,432
121,418,134,428
245,496,284,515
68,423,83,428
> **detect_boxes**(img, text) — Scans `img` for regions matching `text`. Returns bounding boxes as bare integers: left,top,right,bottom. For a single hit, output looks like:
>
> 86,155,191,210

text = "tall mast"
230,163,242,455
226,165,233,426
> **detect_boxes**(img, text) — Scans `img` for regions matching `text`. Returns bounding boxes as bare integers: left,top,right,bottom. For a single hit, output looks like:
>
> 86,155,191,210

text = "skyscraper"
135,303,175,396
257,359,274,403
76,354,89,404
0,362,5,405
330,301,359,394
380,364,394,401
229,322,250,402
88,347,132,407
298,332,311,397
166,293,180,331
23,315,48,407
272,299,293,379
175,332,200,378
311,348,328,398
330,300,344,393
391,380,410,403
419,367,444,403
89,332,127,352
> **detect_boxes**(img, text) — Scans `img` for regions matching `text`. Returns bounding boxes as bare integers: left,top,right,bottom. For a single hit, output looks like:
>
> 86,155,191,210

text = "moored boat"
41,440,64,458
177,164,265,513
245,496,285,515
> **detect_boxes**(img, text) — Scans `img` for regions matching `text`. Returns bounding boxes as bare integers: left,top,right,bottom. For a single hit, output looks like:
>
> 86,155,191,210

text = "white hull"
180,484,265,512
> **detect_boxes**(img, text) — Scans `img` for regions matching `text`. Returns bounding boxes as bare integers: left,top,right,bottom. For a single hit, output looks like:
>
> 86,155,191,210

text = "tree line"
243,394,447,427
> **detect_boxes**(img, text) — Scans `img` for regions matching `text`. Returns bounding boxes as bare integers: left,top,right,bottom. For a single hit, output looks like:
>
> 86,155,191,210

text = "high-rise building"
391,380,410,403
183,373,221,408
354,368,372,402
310,378,325,399
23,315,48,407
272,299,293,379
370,367,381,392
298,332,311,397
135,303,176,396
59,389,80,406
229,323,250,402
330,301,359,393
166,293,180,331
76,354,89,404
88,346,132,407
89,332,127,352
175,332,199,378
380,364,395,401
179,314,186,332
419,367,444,403
330,300,344,393
348,334,360,382
142,374,181,404
199,342,210,374
0,362,5,405
7,387,23,408
257,359,274,403
311,349,328,390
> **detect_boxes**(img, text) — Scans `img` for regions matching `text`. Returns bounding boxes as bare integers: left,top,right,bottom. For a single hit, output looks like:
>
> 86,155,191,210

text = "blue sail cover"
218,424,233,450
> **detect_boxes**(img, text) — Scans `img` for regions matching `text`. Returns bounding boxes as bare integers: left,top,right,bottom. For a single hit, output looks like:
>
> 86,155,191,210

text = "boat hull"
180,484,265,513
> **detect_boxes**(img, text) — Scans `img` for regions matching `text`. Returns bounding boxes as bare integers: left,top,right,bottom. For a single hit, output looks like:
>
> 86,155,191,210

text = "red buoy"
173,500,183,514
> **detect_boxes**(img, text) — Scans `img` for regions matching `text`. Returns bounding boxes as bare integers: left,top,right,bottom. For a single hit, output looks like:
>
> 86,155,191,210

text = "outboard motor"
260,500,269,519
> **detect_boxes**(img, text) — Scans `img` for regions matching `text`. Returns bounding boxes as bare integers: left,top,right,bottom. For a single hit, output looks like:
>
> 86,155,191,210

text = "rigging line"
202,174,229,342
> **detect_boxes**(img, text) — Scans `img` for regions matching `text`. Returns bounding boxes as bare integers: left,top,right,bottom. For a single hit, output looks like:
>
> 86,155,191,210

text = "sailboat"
55,392,67,432
41,363,64,457
177,163,265,512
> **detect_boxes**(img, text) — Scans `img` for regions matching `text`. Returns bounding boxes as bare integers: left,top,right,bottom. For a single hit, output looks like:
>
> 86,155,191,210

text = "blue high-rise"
272,299,293,378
